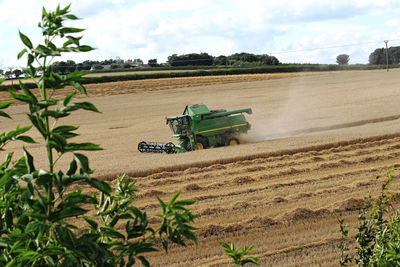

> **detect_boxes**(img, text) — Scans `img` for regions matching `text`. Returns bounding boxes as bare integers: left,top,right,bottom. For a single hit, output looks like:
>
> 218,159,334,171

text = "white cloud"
385,19,400,27
1,0,400,68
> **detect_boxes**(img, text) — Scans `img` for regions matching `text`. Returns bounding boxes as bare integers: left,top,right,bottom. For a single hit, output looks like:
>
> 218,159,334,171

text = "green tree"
4,70,12,79
336,54,350,65
227,53,280,66
168,53,214,66
0,4,198,266
214,55,227,65
12,69,23,79
368,46,400,65
148,59,158,67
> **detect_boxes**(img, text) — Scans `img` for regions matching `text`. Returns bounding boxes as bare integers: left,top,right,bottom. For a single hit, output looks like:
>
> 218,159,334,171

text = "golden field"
2,69,400,266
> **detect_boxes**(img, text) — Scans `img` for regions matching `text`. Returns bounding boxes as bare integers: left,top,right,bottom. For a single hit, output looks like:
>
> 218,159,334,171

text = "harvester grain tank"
138,104,252,154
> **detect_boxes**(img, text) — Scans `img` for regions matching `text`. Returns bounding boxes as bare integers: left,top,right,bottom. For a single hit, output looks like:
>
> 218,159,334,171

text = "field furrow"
129,133,400,266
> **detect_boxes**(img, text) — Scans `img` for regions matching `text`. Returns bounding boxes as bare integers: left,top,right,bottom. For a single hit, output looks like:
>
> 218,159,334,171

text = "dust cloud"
241,80,311,143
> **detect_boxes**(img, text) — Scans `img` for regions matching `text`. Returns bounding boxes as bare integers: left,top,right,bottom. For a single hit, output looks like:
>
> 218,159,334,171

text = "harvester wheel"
226,137,239,146
196,136,208,150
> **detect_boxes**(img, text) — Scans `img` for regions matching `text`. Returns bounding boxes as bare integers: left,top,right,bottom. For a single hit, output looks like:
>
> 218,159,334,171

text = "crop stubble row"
117,133,400,266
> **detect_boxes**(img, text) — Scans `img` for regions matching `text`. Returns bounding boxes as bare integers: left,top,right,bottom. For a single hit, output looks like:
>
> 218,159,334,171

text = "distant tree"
0,69,3,77
369,48,385,64
133,58,143,65
227,53,280,65
228,53,258,63
100,59,114,65
257,54,280,65
52,61,68,74
4,71,12,79
110,64,119,69
92,64,104,70
148,59,158,67
12,69,23,79
214,55,227,65
369,46,400,65
65,60,76,73
167,53,213,66
123,63,132,68
336,54,350,65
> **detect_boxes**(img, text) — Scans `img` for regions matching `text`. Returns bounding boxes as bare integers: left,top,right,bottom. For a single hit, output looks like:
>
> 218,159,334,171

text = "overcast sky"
1,0,400,69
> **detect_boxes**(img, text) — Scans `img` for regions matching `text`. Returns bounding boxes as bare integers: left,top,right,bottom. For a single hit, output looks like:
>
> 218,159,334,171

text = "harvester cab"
138,104,252,154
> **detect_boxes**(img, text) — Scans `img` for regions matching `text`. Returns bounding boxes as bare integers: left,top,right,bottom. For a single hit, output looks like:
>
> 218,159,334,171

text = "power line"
271,38,400,55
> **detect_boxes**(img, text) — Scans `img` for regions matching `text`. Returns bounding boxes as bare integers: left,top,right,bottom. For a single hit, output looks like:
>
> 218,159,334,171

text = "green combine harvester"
138,104,252,154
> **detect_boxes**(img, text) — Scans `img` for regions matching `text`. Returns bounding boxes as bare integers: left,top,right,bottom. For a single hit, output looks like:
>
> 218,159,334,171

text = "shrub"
339,167,400,266
0,4,198,266
220,241,259,266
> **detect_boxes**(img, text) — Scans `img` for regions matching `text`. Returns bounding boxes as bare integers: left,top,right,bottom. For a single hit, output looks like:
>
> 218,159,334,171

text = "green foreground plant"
220,241,259,266
339,167,400,266
0,5,198,266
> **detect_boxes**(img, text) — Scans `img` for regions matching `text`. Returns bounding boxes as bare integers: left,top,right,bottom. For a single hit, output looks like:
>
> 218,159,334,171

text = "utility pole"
9,67,13,86
384,40,389,72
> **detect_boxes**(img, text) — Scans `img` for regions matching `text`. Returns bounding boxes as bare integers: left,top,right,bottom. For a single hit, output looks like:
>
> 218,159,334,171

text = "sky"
1,0,400,69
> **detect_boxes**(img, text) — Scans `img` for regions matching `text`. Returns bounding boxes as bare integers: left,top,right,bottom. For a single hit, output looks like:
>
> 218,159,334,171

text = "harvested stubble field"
2,69,400,266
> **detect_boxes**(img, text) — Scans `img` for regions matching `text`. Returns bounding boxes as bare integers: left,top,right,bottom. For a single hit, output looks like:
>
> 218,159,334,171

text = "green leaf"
19,80,38,103
138,256,150,267
7,125,32,139
19,31,33,49
36,170,53,187
66,142,102,151
17,48,27,59
99,227,125,239
67,159,77,175
58,191,96,209
69,81,87,95
53,125,79,133
78,45,94,52
74,153,91,173
168,191,181,210
86,178,112,195
0,110,12,119
63,102,100,113
157,196,166,214
83,215,98,229
63,91,77,106
65,14,79,20
50,206,88,221
16,135,36,143
9,90,33,103
0,101,13,110
66,71,86,79
60,27,84,34
23,147,35,173
28,54,34,65
41,110,68,119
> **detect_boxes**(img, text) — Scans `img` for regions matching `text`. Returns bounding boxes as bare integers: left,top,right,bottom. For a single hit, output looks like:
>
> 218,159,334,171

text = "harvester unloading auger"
138,104,252,154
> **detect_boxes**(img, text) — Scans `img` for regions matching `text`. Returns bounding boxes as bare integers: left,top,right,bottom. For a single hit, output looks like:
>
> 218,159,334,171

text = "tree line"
2,46,400,79
167,52,280,67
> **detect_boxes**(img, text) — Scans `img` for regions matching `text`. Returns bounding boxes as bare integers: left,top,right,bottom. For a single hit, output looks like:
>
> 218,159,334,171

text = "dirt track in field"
2,69,400,266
